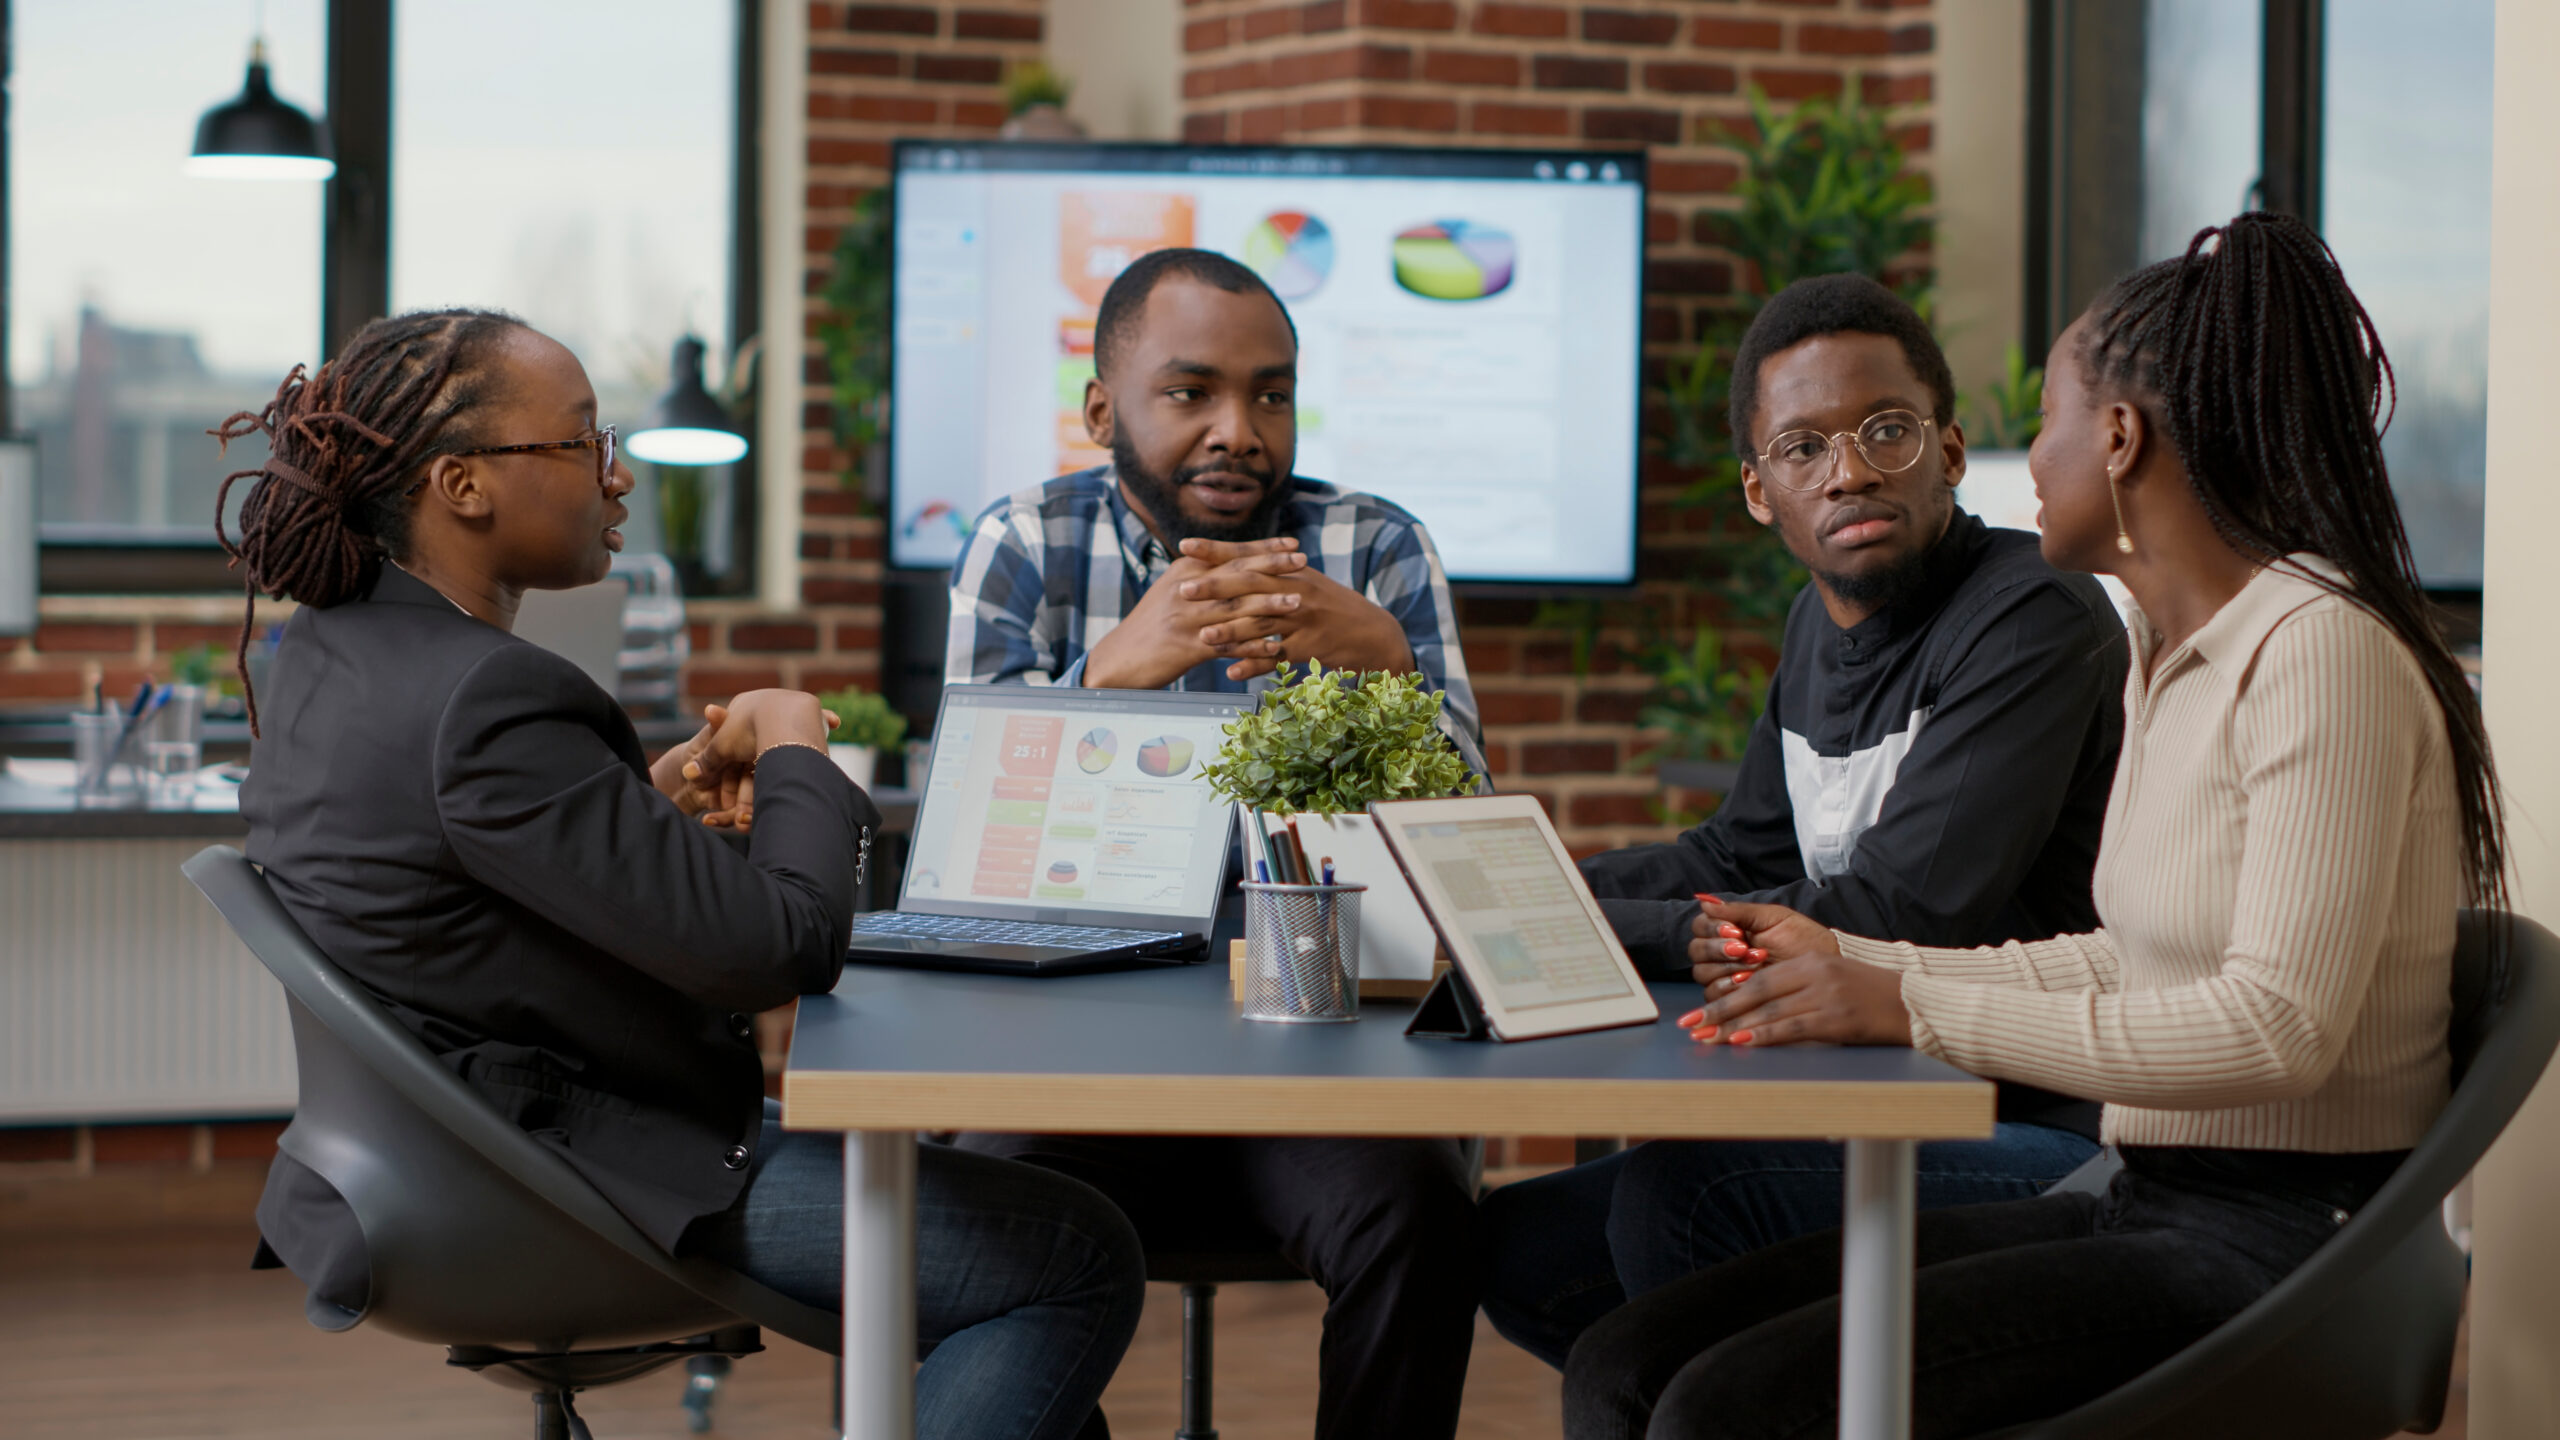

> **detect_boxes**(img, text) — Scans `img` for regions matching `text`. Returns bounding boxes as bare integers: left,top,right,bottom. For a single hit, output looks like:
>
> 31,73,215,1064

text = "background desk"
786,954,1996,1440
0,776,914,1126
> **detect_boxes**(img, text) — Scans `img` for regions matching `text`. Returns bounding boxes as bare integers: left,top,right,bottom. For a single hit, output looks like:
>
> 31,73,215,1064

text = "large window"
2139,0,2260,264
6,0,326,538
391,0,737,570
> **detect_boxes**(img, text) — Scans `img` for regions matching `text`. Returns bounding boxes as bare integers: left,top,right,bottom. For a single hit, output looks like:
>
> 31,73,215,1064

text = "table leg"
1839,1138,1916,1440
843,1130,917,1440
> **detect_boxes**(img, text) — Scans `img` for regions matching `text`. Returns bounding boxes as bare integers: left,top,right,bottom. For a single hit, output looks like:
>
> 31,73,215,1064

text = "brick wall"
1,597,286,706
1181,0,1935,853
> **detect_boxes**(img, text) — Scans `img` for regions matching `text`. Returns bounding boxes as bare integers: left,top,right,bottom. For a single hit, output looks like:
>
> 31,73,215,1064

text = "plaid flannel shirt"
944,465,1479,745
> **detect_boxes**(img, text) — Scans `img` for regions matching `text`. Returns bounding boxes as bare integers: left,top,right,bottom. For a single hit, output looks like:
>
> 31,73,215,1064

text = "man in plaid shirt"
945,248,1484,1440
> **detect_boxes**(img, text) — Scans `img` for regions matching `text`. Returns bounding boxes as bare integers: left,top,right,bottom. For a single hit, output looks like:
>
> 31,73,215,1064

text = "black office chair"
182,845,841,1440
1142,1137,1485,1440
1980,909,2560,1440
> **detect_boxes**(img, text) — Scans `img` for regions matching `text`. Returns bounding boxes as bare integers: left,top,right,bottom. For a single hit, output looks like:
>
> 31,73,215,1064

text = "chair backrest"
2001,909,2560,1440
182,845,838,1354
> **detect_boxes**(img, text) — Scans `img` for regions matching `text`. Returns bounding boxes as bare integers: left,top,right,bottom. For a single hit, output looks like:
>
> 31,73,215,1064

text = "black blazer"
242,564,873,1309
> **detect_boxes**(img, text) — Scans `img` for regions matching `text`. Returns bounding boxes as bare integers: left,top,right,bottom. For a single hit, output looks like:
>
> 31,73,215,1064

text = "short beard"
1111,432,1288,546
1812,519,1951,613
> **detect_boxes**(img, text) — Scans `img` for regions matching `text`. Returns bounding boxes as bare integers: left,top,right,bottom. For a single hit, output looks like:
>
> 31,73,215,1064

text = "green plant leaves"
1196,661,1470,815
817,687,909,751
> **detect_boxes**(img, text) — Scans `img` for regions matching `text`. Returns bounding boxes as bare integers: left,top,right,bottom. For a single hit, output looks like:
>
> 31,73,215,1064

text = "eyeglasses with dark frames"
405,425,618,496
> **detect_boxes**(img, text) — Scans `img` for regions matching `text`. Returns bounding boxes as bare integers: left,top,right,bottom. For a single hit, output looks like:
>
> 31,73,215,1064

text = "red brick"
731,622,821,653
1863,71,1932,105
1482,740,1513,776
1356,0,1458,30
1184,112,1230,143
1514,1135,1577,1164
1890,120,1933,153
1647,207,1678,243
687,622,716,652
1237,103,1291,142
1581,105,1681,144
1242,4,1302,41
0,1126,76,1163
1463,637,1516,674
1473,2,1567,38
1356,94,1459,131
1644,61,1737,95
801,667,883,694
811,46,902,76
1187,58,1266,97
833,624,887,652
1893,20,1934,53
954,8,1042,41
685,666,786,696
801,534,835,560
152,622,247,653
34,622,136,654
951,100,1009,129
1522,740,1619,775
802,578,883,606
804,488,866,518
1691,15,1783,49
842,94,936,124
1534,54,1628,91
1644,304,1683,343
840,4,938,35
1577,688,1648,725
808,138,892,169
1295,95,1354,130
1652,158,1741,193
1471,100,1571,136
843,531,885,561
1421,48,1521,86
806,182,869,209
209,1119,288,1161
1581,8,1678,45
1522,641,1576,675
1477,689,1565,725
914,53,1004,84
91,1124,193,1165
1275,43,1413,86
1570,791,1661,827
1798,21,1893,55
1301,0,1349,33
1751,67,1847,101
1463,595,1541,625
1186,16,1232,52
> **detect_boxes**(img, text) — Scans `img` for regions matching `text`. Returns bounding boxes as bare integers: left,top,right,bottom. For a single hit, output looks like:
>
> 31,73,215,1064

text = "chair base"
447,1326,764,1439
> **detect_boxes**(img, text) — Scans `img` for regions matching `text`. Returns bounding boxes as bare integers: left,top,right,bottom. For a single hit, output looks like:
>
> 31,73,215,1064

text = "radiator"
0,838,297,1122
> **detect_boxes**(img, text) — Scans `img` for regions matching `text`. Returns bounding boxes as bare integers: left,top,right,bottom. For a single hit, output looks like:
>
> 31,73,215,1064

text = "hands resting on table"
1676,898,1914,1050
646,688,839,831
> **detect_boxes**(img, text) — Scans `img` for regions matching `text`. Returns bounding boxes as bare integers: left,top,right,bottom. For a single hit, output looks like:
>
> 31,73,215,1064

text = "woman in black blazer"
219,309,1143,1440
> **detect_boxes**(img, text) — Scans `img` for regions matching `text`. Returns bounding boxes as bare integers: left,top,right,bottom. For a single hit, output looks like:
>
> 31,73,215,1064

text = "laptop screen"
901,686,1245,926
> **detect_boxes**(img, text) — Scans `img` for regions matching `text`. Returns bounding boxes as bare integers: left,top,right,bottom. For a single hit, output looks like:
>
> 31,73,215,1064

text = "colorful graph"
1242,210,1335,300
1391,220,1517,301
1074,727,1118,774
1135,735,1196,778
901,499,974,544
1046,860,1080,884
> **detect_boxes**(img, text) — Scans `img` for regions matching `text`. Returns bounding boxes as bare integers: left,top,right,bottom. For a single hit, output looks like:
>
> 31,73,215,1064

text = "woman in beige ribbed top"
1563,213,2507,1440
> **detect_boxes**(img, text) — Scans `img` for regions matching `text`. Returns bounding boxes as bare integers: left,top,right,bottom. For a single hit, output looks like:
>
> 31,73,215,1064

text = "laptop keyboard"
850,911,1187,948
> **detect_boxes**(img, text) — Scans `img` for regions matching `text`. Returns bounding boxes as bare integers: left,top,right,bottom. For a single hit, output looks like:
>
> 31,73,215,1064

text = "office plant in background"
819,190,892,507
817,686,908,791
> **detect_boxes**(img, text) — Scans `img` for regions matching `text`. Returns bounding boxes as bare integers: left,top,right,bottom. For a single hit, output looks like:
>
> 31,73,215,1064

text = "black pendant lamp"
628,337,751,467
187,37,335,181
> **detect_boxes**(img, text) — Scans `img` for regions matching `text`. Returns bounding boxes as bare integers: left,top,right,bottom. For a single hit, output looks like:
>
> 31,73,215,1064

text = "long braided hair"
210,308,523,733
2080,212,2507,925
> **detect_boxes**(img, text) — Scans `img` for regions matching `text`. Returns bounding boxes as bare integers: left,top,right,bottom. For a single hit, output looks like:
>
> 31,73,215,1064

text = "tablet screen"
1391,815,1635,1011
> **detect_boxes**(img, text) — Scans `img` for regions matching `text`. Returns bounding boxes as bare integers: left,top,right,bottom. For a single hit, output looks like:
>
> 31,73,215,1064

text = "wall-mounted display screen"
888,141,1646,585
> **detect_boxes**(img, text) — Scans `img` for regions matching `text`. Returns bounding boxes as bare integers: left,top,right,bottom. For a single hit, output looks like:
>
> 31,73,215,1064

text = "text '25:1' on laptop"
846,684,1244,975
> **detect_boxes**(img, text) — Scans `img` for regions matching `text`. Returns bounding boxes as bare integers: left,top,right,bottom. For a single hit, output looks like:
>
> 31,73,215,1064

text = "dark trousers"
1480,1124,2100,1368
1562,1147,2403,1440
955,1133,1481,1440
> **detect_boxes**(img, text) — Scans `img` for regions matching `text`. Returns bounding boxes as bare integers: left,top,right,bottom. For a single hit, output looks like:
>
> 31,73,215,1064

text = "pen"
1320,856,1335,886
1255,859,1271,884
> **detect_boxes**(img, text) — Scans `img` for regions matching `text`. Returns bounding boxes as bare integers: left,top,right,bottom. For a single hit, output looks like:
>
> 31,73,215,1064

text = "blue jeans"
1479,1124,2101,1369
683,1110,1146,1440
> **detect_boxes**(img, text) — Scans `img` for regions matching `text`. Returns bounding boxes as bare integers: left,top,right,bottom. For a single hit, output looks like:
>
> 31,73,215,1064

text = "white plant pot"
1265,811,1440,986
828,743,877,791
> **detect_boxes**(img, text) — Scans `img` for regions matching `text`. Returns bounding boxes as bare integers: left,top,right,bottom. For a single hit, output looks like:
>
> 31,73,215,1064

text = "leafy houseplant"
1966,341,2047,451
817,686,908,790
818,190,892,504
1201,663,1471,987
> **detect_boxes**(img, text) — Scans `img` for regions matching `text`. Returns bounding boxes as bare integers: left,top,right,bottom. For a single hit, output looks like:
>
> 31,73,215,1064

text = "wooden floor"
0,1161,2463,1440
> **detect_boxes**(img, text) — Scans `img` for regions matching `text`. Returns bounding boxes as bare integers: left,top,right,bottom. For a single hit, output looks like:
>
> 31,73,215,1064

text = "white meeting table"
783,937,1993,1440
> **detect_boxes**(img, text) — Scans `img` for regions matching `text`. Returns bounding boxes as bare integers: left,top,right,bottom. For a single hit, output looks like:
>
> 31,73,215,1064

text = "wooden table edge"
781,1069,1997,1140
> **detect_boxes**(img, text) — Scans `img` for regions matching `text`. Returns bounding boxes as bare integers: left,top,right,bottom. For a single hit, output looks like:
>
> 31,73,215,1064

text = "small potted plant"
1199,662,1472,988
814,687,908,791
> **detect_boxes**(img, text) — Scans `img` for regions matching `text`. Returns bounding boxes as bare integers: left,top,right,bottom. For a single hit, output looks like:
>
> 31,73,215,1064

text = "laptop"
846,684,1245,975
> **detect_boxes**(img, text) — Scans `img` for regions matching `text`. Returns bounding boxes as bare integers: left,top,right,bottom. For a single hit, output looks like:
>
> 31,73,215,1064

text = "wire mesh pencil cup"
1239,881,1365,1023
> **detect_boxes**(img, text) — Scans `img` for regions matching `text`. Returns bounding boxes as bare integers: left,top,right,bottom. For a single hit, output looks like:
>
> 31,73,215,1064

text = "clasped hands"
648,688,837,831
1677,897,1913,1049
1082,535,1414,690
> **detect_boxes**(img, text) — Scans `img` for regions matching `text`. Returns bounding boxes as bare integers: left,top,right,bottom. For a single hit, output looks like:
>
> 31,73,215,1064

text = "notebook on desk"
846,684,1244,975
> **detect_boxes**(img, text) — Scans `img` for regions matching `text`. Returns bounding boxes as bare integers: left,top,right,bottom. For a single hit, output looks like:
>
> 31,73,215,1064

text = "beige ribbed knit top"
1835,557,2458,1152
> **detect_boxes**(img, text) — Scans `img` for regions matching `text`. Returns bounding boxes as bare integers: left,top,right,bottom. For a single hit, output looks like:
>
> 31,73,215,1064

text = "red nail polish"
1695,893,1724,904
1677,1007,1705,1027
1732,1029,1755,1045
1691,1025,1719,1041
1724,941,1748,958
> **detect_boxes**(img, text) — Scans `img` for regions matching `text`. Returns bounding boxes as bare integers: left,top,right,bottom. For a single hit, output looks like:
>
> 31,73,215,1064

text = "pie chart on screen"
1047,860,1080,884
1243,210,1335,300
1392,220,1516,301
1075,727,1117,773
1135,736,1196,778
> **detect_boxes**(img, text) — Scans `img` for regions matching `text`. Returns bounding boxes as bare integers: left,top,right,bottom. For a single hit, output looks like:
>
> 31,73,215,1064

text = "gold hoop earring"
2106,469,2134,554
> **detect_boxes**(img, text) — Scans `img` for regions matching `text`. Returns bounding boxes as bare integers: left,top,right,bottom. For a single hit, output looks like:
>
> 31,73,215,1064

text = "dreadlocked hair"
210,308,523,735
2080,211,2508,941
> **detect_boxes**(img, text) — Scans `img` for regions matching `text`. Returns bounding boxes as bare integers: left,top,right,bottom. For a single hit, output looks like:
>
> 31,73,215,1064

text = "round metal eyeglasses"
1752,410,1934,491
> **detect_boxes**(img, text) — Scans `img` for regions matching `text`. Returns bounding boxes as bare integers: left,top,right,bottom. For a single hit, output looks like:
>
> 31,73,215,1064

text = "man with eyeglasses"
1476,272,2131,1369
